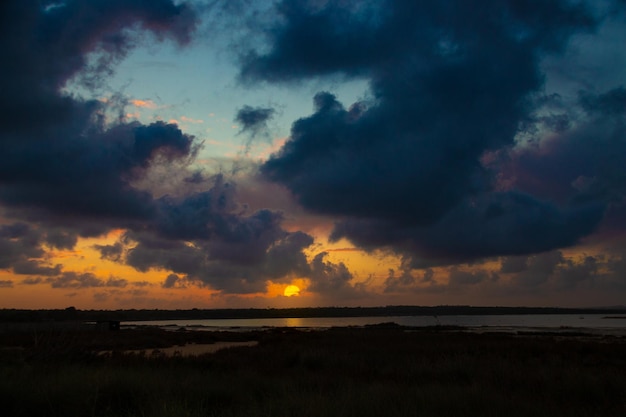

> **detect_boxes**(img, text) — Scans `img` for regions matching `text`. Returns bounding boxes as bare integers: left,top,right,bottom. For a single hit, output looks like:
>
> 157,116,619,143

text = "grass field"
1,325,625,416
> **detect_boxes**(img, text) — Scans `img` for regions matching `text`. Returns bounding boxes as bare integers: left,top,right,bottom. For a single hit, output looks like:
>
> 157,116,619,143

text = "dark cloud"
184,171,208,184
12,260,62,276
94,242,124,262
0,223,33,240
556,255,599,289
131,281,153,288
502,87,626,205
307,252,355,295
500,256,529,274
163,273,185,289
503,251,566,288
105,277,129,288
122,225,314,294
46,272,101,289
44,229,78,250
0,0,197,228
383,268,417,293
0,1,323,295
0,281,13,288
154,175,249,242
85,175,318,294
498,249,626,294
45,272,128,289
384,264,496,294
331,191,603,267
605,253,626,290
0,120,196,222
240,1,595,83
492,86,626,254
1,0,195,135
247,0,619,264
385,245,626,298
448,268,491,286
93,292,109,303
0,223,45,269
0,7,205,308
125,236,204,275
21,277,43,285
580,87,626,117
239,1,380,82
113,217,324,296
235,105,276,137
263,231,313,278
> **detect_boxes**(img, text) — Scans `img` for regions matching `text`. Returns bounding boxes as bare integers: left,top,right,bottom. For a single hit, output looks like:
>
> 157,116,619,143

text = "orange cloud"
180,116,204,124
254,137,288,160
131,99,158,109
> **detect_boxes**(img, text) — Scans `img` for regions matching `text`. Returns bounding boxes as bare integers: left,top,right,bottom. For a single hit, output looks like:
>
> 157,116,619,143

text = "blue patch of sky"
67,27,369,163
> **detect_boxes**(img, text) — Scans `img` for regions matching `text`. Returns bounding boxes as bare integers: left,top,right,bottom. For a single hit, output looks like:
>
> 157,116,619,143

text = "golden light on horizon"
283,285,300,297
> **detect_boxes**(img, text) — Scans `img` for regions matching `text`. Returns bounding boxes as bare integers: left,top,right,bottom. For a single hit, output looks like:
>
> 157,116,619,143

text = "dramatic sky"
1,0,625,309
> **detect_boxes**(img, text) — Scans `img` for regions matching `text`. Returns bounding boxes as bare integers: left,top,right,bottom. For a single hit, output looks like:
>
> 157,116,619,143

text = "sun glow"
283,285,300,297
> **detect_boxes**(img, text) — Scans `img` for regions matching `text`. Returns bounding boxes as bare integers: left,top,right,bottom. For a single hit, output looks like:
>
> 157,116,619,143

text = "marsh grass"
1,326,625,416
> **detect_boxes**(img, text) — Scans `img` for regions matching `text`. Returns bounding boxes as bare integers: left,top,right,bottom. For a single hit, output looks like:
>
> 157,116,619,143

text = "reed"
1,326,624,416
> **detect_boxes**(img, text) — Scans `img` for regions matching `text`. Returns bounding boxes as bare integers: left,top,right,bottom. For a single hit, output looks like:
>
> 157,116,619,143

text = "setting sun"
283,285,300,297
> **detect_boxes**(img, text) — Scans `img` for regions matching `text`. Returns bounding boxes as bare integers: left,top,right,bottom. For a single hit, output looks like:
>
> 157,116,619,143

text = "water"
124,314,626,335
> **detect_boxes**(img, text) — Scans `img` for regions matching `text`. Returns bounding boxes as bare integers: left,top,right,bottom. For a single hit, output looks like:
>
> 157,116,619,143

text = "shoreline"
3,305,626,324
4,314,626,338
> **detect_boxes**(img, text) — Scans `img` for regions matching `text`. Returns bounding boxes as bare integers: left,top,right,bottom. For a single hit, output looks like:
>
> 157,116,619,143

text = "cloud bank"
0,0,624,304
0,0,327,296
248,0,623,266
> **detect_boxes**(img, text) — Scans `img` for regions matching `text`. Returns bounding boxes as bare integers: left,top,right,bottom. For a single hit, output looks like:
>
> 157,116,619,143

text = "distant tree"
64,306,77,319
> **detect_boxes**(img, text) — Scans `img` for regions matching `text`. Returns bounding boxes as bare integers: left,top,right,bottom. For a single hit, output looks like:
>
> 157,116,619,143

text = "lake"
124,314,626,335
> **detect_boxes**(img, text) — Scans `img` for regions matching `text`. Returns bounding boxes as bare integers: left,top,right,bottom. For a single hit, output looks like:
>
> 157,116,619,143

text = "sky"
1,0,626,310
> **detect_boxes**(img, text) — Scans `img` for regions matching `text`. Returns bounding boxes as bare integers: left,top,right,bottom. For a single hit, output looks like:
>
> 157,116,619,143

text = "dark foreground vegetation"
1,325,625,417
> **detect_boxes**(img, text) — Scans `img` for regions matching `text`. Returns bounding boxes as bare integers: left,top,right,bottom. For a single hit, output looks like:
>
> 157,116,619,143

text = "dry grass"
1,326,625,416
